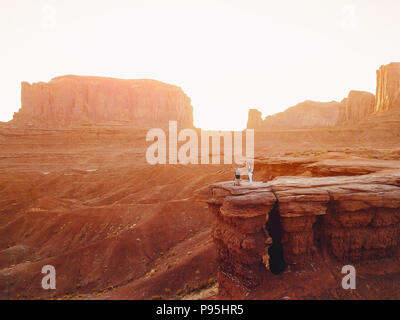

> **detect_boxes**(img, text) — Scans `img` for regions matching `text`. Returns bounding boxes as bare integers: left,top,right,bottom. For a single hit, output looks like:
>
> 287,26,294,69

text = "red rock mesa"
12,75,194,128
247,62,400,130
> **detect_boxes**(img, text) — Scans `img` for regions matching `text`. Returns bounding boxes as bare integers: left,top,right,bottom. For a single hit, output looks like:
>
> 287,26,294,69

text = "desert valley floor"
1,107,400,299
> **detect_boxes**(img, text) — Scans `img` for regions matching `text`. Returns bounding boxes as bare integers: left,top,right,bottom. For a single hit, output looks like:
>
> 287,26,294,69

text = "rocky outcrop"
246,101,340,130
208,169,400,297
208,183,276,295
337,90,375,125
246,109,263,129
12,75,194,128
375,63,400,112
246,63,400,130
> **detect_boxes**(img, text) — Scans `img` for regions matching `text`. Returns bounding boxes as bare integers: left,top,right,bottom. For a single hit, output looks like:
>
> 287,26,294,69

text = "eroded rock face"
247,109,263,129
337,90,375,125
208,170,400,297
246,101,339,130
12,75,194,128
208,183,276,296
375,63,400,112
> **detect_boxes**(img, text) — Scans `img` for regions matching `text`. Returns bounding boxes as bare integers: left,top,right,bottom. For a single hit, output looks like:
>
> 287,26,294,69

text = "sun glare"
1,0,400,130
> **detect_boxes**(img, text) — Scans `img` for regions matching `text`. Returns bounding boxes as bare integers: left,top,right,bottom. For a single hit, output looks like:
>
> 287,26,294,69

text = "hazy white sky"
1,0,399,130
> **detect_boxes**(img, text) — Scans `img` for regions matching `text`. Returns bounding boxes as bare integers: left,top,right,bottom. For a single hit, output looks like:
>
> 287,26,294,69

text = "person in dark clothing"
234,168,241,186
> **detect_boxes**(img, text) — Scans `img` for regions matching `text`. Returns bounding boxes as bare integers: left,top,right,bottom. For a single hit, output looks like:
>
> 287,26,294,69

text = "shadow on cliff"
266,202,286,275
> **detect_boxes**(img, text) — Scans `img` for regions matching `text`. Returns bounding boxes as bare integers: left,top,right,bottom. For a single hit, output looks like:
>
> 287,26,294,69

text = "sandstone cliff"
12,75,194,128
208,165,400,297
375,62,400,112
246,109,263,129
247,101,339,130
337,90,375,125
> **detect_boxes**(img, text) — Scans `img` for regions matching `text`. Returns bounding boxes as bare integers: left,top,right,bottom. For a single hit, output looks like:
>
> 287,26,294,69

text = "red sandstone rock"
246,101,339,130
12,75,194,128
208,168,400,296
337,90,375,125
375,62,400,112
246,109,263,129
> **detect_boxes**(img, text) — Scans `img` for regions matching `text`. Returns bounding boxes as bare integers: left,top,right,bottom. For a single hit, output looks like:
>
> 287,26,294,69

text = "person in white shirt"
247,161,254,183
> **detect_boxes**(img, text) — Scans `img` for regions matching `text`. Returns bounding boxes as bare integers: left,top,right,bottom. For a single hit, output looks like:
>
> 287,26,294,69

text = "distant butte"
12,75,194,128
247,100,340,130
247,62,400,130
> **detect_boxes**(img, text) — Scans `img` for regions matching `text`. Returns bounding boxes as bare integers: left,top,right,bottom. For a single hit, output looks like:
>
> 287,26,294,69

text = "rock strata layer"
337,90,375,125
208,170,400,296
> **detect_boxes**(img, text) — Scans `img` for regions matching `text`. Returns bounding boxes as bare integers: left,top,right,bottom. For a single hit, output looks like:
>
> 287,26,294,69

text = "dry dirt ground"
1,108,400,300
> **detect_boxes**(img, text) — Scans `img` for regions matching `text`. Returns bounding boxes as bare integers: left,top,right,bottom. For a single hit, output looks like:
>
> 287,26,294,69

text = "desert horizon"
8,61,398,131
2,0,400,130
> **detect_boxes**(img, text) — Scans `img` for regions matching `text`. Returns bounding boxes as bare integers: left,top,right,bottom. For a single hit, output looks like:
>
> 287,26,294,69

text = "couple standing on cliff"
234,160,254,186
